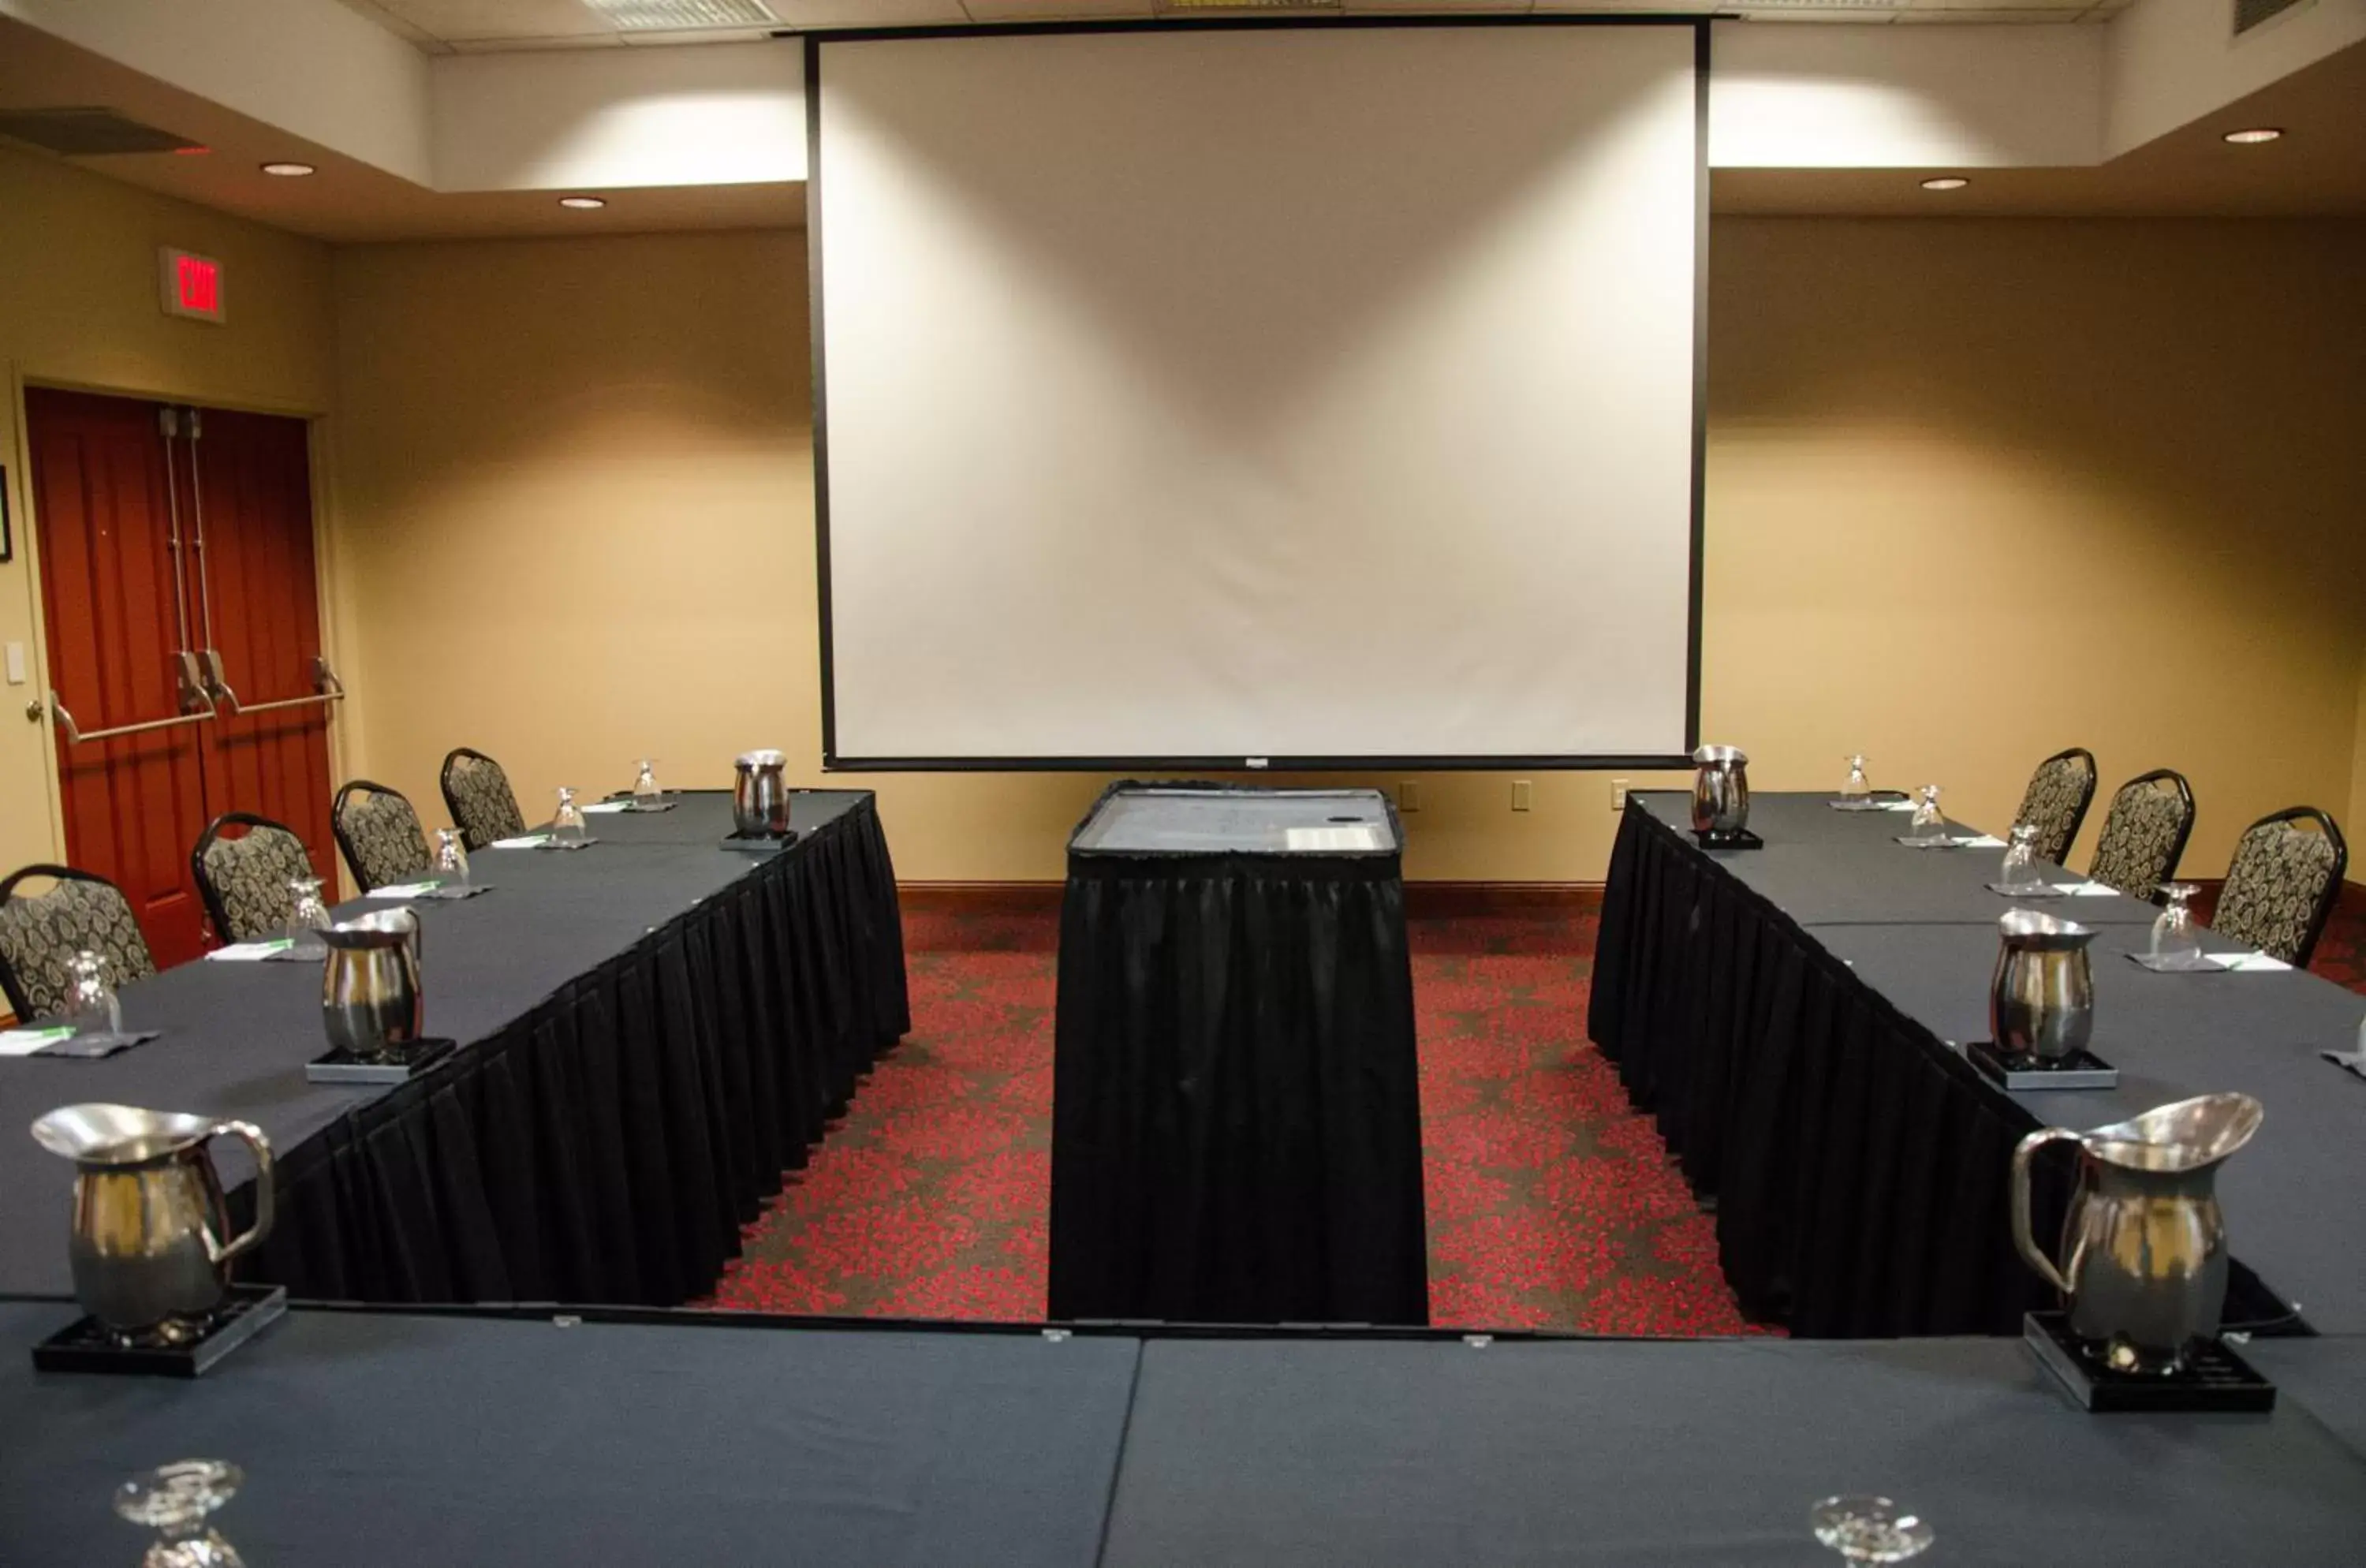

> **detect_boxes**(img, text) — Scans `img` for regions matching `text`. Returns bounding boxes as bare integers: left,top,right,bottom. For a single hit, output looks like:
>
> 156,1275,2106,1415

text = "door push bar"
200,653,347,718
50,652,218,746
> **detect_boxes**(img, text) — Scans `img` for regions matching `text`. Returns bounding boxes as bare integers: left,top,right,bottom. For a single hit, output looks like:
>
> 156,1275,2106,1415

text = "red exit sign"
159,248,226,323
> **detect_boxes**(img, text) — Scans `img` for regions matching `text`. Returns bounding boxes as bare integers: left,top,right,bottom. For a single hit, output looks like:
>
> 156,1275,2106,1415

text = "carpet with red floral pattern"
704,903,1761,1333
706,898,2366,1330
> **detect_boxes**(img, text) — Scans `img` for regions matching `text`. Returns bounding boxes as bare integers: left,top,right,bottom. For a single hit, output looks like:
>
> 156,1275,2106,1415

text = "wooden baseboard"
898,880,1603,918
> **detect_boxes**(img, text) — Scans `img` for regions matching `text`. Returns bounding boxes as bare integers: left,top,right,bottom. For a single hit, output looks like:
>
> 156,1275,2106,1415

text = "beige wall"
0,144,336,879
326,216,2366,886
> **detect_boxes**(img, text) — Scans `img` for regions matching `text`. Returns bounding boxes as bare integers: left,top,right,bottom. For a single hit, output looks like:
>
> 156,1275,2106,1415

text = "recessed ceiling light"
260,161,315,177
2222,127,2283,145
1920,177,1969,191
558,196,607,210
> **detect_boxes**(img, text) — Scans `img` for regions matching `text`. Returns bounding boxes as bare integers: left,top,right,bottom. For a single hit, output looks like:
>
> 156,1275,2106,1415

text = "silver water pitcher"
733,749,791,837
1991,909,2095,1061
2012,1092,2264,1373
322,907,424,1058
30,1103,275,1339
1691,745,1750,835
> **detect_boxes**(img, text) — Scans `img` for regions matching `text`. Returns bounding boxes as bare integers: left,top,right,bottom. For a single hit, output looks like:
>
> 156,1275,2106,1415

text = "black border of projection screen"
807,18,1711,773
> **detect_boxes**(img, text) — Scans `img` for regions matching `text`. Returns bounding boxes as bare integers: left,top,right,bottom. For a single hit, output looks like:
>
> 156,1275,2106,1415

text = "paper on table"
2204,951,2293,973
580,801,633,815
368,881,442,899
1284,825,1383,853
1961,834,2007,849
1877,800,1917,812
206,938,295,961
0,1027,75,1057
489,834,552,849
2054,882,2118,897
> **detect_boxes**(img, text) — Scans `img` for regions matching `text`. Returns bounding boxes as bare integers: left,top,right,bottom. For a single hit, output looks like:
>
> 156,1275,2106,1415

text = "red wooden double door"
28,387,336,968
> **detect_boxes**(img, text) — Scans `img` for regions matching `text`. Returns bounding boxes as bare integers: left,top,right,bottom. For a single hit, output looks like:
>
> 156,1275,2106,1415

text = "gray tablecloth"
1814,920,2366,1333
0,1304,1134,1566
1634,793,2163,927
1103,1336,2366,1566
0,793,879,1298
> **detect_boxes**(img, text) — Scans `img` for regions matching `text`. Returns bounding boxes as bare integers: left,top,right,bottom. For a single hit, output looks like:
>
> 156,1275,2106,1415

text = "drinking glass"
285,877,331,960
2151,883,2204,969
1809,1496,1935,1564
1840,754,1870,801
114,1459,246,1567
1997,823,2046,894
62,950,122,1037
1905,785,1946,843
633,758,662,808
433,828,470,888
552,786,588,846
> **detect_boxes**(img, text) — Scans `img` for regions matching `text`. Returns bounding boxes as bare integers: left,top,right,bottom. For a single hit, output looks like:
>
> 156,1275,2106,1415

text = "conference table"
1051,784,1427,1326
0,789,907,1306
1591,790,2366,1338
4,1299,2363,1564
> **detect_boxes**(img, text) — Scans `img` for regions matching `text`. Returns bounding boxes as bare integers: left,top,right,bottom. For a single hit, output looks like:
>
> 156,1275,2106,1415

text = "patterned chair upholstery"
2084,770,2196,902
192,813,319,944
333,779,433,893
0,865,156,1021
2212,808,2347,966
2011,747,2099,866
441,748,526,852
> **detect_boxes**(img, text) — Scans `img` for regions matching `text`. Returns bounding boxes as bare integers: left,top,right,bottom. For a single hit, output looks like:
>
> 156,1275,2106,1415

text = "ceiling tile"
767,0,968,23
960,0,1156,17
366,0,622,41
1344,1,1536,12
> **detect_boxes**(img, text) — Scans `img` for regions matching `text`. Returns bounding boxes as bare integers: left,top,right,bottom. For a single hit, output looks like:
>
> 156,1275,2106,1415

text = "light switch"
1611,778,1629,812
1512,778,1532,812
4,643,24,685
1398,780,1421,813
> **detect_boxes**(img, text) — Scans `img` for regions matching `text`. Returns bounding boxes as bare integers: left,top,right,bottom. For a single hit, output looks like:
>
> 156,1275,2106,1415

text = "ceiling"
338,0,2127,54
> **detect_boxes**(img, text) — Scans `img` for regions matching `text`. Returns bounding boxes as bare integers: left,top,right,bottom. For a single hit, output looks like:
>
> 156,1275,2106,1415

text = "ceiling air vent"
1155,0,1345,11
581,0,777,29
2233,0,2308,33
0,107,203,157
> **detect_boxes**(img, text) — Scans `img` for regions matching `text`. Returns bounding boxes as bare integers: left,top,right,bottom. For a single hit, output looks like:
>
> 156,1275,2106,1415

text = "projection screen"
810,22,1706,768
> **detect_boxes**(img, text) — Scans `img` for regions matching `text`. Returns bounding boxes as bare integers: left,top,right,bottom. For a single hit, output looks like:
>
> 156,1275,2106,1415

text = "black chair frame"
440,746,519,849
191,811,314,945
0,864,125,1020
2226,805,2349,969
2025,745,2099,862
2095,767,2197,906
332,778,424,894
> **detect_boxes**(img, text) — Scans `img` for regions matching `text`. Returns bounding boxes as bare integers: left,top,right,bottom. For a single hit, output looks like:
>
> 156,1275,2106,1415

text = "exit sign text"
159,248,226,323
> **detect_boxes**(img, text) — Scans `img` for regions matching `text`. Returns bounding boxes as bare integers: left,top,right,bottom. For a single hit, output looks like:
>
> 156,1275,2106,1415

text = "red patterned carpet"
707,898,2366,1330
706,903,1760,1333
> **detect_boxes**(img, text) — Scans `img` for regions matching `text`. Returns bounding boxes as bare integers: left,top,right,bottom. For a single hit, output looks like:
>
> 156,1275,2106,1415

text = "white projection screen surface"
811,23,1705,767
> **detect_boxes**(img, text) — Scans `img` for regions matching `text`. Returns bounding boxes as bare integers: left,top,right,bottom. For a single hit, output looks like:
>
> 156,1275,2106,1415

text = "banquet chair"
333,779,435,893
441,747,527,851
2211,806,2347,967
192,813,319,945
2011,747,2098,865
0,864,156,1022
2084,769,2196,903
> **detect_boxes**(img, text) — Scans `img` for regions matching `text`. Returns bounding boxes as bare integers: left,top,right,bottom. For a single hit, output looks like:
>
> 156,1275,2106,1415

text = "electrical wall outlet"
1512,778,1532,812
1398,780,1421,812
1610,778,1629,811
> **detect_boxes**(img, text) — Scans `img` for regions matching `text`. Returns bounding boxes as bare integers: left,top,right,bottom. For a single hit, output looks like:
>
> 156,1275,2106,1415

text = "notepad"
2202,951,2292,973
367,881,443,899
580,801,633,815
2055,882,2118,897
1961,834,2007,849
206,938,295,961
489,834,553,849
0,1027,75,1058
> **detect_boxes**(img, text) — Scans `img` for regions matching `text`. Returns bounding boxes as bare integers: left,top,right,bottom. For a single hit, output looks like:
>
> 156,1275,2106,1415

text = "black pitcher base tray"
33,1285,287,1379
722,829,800,855
1694,827,1763,850
307,1037,458,1085
2025,1312,2275,1413
1969,1040,2118,1091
